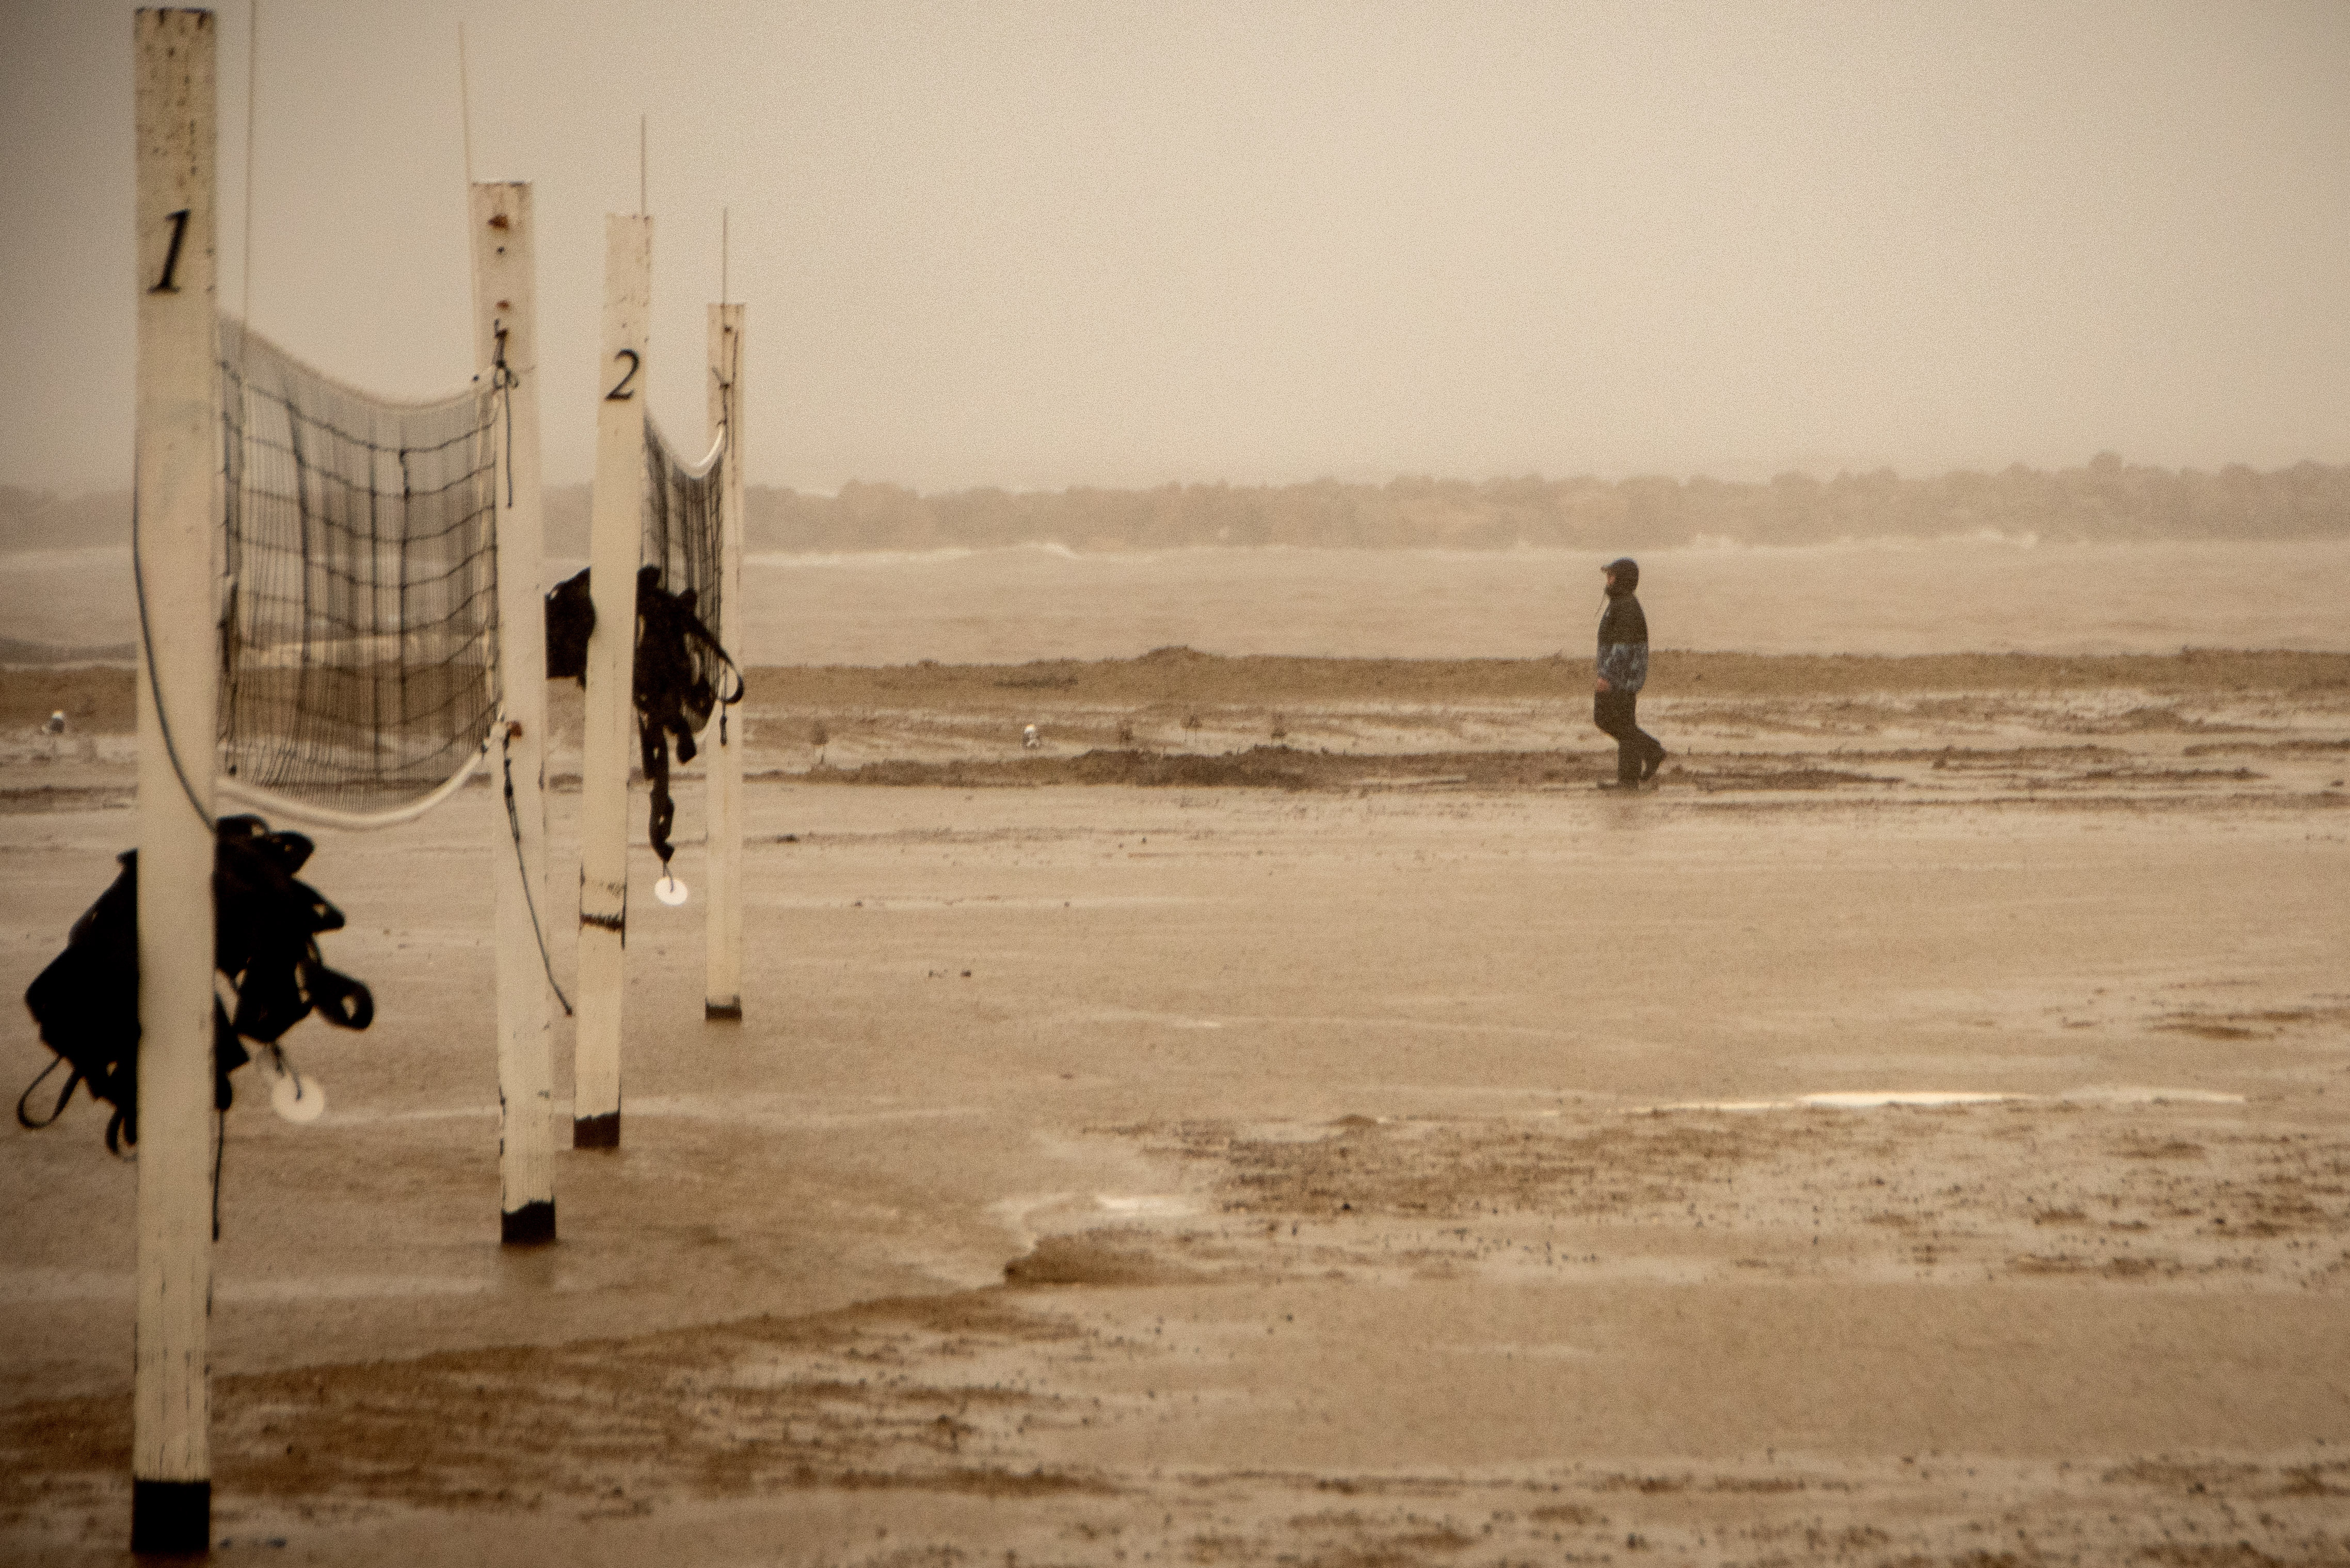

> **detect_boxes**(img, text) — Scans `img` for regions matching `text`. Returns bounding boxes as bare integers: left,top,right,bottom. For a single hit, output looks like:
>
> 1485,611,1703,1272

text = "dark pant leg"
1632,693,1662,778
1593,689,1649,784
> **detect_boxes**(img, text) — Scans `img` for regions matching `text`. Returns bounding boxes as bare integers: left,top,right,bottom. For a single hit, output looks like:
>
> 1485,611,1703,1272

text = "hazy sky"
4,1,2347,495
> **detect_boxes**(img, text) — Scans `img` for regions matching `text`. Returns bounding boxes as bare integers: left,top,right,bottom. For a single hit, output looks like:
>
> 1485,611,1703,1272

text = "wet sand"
2,654,2346,1564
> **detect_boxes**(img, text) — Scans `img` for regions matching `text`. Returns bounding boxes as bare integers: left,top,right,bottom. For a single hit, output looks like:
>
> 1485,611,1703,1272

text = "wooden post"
469,182,556,1240
705,304,745,1020
576,214,648,1148
132,8,219,1554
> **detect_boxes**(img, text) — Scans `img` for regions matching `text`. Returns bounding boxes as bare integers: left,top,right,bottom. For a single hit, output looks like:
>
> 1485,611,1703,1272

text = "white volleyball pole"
577,213,649,1148
132,8,221,1554
705,302,745,1020
469,181,557,1239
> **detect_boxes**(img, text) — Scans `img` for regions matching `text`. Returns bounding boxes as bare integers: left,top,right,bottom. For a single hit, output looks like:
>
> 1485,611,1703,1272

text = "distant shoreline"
11,649,2347,733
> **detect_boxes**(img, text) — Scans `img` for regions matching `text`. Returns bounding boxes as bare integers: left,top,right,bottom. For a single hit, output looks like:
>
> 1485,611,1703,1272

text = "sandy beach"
3,651,2346,1565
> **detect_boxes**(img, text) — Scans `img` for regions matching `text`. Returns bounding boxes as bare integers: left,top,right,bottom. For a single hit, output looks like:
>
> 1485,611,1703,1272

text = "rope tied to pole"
492,323,518,510
131,484,217,831
499,723,573,1016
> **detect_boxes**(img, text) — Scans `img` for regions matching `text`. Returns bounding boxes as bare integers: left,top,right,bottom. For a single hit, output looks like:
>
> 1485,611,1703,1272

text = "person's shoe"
1640,745,1668,783
1597,780,1639,792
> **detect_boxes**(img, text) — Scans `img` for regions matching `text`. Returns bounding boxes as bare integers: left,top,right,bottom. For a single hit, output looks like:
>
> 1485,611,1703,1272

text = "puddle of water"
314,1105,499,1126
627,1095,985,1131
983,1191,1201,1250
0,1271,493,1305
1480,1253,1726,1285
2060,1086,2247,1105
1438,1342,1600,1360
1639,1092,2019,1113
1222,1012,1571,1042
1082,1007,1226,1031
217,1275,490,1304
1095,1194,1198,1218
987,1191,1083,1250
752,894,1197,911
1637,1086,2245,1113
1801,1091,2021,1109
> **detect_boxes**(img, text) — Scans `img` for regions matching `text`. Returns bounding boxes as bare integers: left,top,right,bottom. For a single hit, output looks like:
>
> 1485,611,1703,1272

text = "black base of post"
705,1000,742,1021
500,1199,556,1245
572,1112,619,1149
131,1477,210,1556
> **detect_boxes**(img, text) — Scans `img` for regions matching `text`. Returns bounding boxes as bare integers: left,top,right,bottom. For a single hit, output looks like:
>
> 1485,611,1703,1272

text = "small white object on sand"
271,1070,326,1123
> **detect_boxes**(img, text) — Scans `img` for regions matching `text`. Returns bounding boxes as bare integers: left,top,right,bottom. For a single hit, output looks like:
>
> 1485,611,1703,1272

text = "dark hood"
1604,557,1639,596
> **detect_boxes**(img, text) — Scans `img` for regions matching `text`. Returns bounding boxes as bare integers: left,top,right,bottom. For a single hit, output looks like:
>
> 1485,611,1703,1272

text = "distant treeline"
735,455,2350,554
12,454,2350,556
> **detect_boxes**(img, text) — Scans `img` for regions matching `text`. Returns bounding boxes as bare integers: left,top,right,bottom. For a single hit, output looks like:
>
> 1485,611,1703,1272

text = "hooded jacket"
1596,558,1649,694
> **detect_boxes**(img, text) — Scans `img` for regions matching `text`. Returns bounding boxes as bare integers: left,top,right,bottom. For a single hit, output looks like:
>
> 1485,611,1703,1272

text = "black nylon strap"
14,1054,82,1131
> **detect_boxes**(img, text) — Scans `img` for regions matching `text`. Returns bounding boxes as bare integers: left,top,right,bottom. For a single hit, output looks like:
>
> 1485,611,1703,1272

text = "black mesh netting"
635,414,738,868
217,317,501,806
642,413,726,697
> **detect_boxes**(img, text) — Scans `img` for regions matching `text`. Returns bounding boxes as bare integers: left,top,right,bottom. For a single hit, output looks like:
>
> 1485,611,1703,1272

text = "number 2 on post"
605,349,639,401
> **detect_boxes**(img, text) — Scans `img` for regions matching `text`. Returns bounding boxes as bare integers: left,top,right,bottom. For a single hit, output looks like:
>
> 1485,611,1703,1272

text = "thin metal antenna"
458,21,475,187
241,0,258,325
638,114,647,215
721,205,729,305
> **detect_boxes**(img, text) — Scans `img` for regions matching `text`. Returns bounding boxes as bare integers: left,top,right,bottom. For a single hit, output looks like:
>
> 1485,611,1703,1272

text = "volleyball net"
635,412,742,873
643,412,729,699
211,317,504,828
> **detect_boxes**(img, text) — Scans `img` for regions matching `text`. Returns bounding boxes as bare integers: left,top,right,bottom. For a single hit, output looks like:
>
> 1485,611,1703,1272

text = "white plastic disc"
654,874,689,906
272,1071,326,1124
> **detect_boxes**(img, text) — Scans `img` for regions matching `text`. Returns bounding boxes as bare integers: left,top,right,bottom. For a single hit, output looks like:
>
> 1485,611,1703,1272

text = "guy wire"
493,328,517,509
501,726,574,1016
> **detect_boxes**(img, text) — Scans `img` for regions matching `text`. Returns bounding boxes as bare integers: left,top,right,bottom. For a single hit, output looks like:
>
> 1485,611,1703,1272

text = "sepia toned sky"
3,0,2347,495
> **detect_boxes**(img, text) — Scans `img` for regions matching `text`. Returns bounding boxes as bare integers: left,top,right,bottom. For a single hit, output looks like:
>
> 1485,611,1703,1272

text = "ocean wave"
747,540,1093,570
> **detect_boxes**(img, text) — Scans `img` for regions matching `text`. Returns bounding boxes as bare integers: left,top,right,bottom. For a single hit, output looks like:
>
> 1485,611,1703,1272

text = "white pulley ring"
654,874,689,906
272,1071,326,1123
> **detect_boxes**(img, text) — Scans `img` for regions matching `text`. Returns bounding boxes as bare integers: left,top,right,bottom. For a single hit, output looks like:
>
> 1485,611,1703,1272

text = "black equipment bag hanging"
545,566,745,870
18,815,374,1151
545,567,595,683
634,565,746,869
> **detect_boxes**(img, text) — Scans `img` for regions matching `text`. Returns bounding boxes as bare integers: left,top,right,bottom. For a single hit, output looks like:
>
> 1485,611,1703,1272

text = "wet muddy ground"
2,655,2346,1564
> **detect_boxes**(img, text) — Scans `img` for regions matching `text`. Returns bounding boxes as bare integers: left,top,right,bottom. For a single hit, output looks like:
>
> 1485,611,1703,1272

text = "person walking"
1593,557,1666,789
